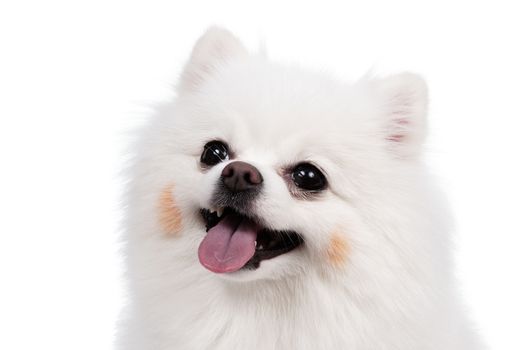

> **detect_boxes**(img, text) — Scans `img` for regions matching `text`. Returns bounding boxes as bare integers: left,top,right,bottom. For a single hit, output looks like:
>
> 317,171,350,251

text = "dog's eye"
200,141,230,166
291,163,327,191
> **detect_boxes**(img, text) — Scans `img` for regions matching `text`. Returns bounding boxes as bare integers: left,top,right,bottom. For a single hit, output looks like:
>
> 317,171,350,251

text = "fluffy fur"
118,27,484,349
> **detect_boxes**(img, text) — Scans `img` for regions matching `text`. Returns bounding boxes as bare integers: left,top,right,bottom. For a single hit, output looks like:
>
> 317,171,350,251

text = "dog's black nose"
221,161,263,192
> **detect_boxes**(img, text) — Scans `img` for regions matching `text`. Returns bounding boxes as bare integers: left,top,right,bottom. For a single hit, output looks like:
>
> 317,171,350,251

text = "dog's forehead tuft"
186,58,377,155
202,59,373,123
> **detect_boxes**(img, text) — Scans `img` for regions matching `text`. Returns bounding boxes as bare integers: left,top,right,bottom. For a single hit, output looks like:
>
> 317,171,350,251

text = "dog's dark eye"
200,141,229,166
291,163,327,191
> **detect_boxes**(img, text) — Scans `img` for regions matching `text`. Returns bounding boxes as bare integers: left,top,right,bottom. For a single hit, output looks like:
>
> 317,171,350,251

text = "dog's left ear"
178,26,249,94
375,73,428,158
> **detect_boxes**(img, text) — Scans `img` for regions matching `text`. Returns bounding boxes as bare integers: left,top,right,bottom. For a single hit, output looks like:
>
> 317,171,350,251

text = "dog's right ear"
178,26,248,94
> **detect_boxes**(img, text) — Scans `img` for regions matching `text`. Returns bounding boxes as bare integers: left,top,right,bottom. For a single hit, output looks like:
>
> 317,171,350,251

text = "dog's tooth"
217,208,224,217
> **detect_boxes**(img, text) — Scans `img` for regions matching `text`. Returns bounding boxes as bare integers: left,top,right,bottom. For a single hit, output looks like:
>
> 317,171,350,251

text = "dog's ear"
375,73,428,158
178,26,248,94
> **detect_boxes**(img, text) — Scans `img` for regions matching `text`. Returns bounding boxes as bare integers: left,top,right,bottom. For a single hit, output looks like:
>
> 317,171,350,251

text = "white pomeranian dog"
118,27,484,350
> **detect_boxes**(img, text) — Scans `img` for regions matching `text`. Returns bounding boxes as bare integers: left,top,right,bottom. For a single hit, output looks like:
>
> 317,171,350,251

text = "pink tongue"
198,214,258,273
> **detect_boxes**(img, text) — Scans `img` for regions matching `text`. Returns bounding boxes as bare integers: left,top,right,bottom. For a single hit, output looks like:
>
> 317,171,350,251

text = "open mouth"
198,207,304,273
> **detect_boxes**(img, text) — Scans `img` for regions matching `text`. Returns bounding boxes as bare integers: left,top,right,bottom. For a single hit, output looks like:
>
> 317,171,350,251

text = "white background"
1,1,524,349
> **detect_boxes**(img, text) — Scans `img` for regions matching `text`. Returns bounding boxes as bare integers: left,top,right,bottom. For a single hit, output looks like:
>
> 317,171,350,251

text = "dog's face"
143,27,428,282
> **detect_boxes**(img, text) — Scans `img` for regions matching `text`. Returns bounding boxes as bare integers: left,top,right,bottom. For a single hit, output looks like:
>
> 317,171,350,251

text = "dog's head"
139,27,429,282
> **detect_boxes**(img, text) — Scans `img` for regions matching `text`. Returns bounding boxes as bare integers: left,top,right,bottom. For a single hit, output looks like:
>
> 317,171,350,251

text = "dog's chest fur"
121,256,475,350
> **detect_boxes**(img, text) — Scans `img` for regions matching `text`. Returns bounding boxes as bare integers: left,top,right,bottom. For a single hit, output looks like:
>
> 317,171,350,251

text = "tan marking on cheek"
327,232,350,268
158,185,183,235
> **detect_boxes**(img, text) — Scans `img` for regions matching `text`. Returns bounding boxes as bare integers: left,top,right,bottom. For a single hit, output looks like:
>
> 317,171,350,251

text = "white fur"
118,27,484,349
